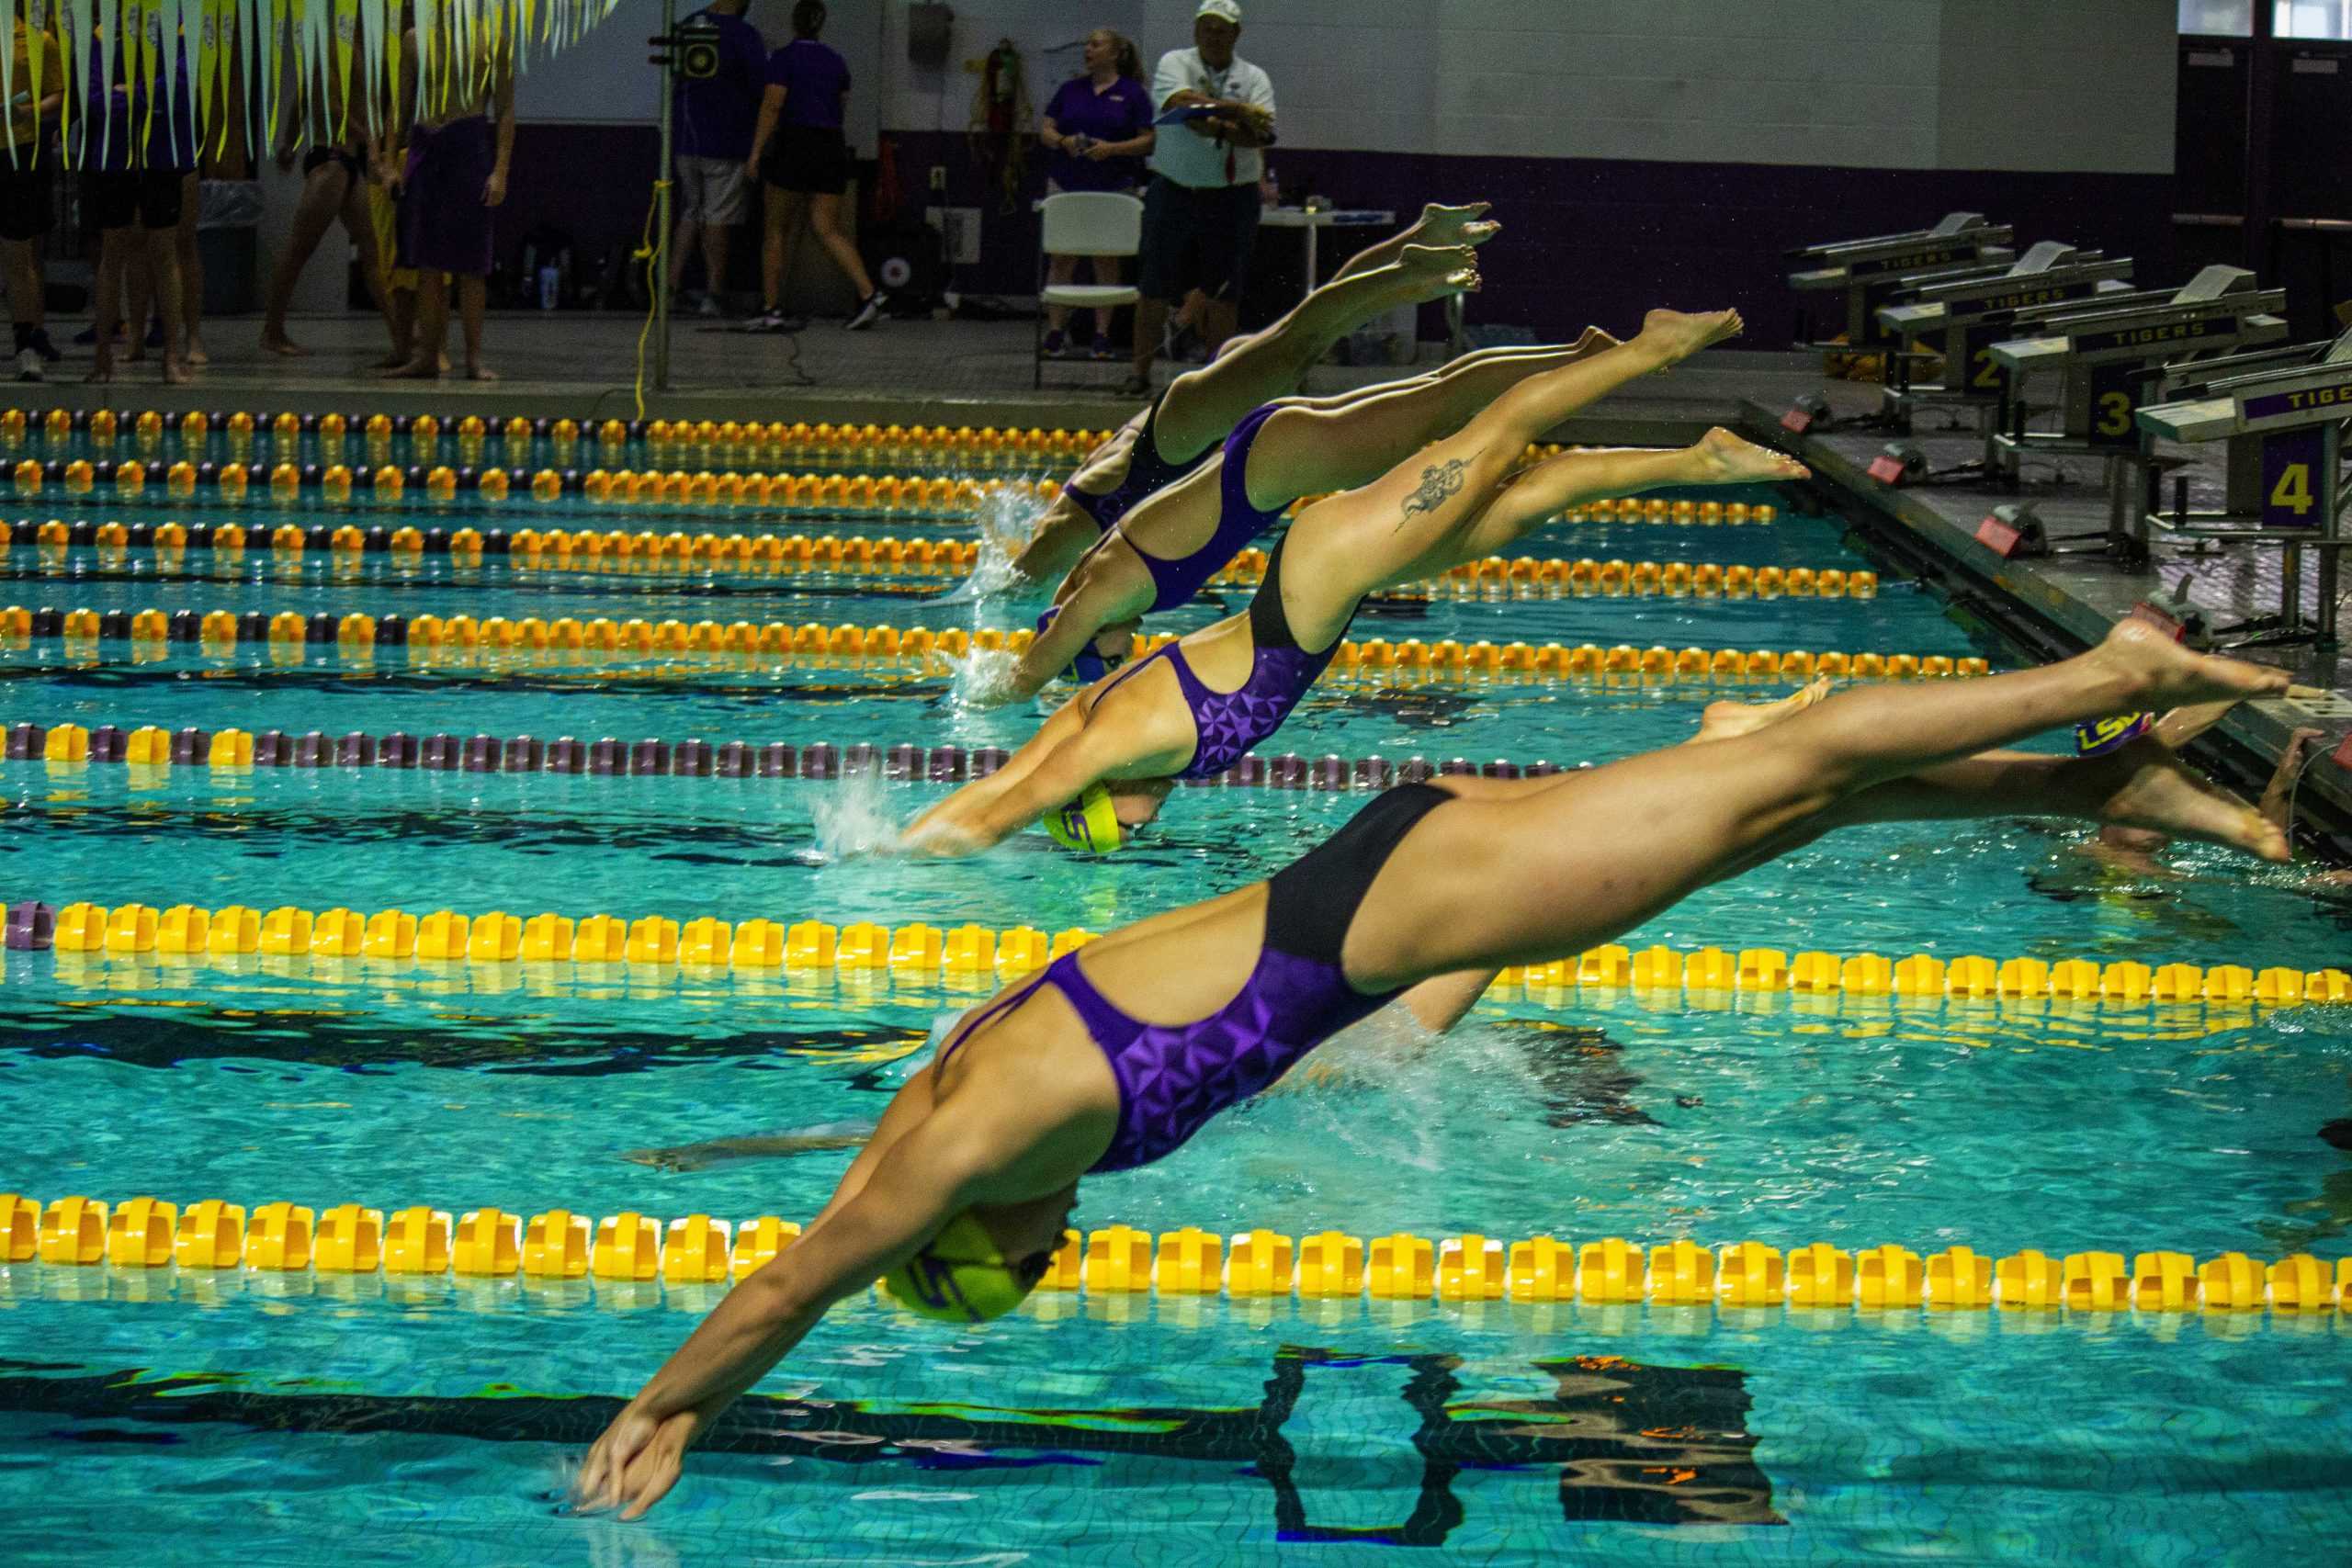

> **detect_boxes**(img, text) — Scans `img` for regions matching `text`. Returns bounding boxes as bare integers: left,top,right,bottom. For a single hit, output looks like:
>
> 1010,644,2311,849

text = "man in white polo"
1129,0,1275,393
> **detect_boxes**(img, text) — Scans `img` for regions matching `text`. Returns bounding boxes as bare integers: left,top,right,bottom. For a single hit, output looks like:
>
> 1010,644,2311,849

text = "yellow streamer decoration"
28,0,619,164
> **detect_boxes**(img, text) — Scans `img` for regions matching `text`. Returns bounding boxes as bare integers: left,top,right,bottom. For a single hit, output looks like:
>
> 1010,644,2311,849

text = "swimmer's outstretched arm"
577,1093,1035,1519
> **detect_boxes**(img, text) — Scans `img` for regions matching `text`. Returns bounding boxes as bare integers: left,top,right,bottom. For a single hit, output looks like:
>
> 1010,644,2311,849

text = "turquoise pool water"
3,478,2349,1567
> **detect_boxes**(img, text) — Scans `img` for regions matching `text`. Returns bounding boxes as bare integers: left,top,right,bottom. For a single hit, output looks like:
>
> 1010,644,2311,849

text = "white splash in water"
932,486,1046,606
807,765,906,861
947,645,1026,710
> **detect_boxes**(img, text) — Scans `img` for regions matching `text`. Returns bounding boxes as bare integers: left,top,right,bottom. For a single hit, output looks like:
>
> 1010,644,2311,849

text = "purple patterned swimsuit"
1061,392,1216,535
1091,529,1355,779
937,784,1457,1171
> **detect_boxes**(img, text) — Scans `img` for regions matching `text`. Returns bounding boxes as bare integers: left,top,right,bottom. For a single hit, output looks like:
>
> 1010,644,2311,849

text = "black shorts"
301,145,365,182
0,160,55,242
87,167,187,231
1136,175,1261,304
763,124,851,196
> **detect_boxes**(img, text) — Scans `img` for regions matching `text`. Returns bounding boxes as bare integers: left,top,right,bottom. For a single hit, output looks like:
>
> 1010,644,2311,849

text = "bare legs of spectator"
760,186,803,319
807,191,876,306
265,160,398,357
385,271,489,379
673,212,730,305
90,225,186,384
2,239,42,367
176,173,207,366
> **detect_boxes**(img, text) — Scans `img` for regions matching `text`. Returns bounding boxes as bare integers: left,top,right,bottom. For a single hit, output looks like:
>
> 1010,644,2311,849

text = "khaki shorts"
677,156,752,225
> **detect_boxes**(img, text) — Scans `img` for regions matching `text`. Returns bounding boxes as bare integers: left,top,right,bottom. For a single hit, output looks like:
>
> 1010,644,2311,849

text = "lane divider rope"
0,604,1979,682
4,1192,2345,1320
1,457,1783,527
10,724,1559,788
4,901,2340,1007
7,522,1848,596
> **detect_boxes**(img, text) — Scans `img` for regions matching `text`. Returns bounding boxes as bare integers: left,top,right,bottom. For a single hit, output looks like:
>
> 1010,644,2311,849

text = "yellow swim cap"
878,1212,1034,1323
1044,782,1123,854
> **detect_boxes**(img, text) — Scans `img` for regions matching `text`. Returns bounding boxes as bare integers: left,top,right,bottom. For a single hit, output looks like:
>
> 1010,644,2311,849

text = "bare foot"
464,363,499,381
85,361,113,385
1691,426,1810,483
186,340,210,367
2092,739,2289,862
380,357,439,379
161,356,190,385
263,334,311,357
1572,326,1623,358
1393,243,1481,304
1693,676,1833,744
1636,307,1744,365
1412,200,1500,248
2094,619,2290,712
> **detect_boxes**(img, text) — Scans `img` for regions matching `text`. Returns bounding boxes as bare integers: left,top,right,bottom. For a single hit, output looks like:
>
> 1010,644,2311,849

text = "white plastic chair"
1035,190,1144,387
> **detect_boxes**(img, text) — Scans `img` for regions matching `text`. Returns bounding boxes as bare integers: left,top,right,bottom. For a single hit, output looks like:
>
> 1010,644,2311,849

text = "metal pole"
654,0,678,391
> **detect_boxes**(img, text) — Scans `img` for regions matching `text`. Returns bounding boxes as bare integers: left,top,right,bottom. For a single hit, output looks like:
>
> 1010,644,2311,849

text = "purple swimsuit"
1062,393,1217,535
939,784,1456,1172
1090,530,1353,779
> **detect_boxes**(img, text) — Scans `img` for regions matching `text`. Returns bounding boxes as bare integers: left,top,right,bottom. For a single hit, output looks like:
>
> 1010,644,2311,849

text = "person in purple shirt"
743,0,886,332
669,0,766,317
1040,28,1155,359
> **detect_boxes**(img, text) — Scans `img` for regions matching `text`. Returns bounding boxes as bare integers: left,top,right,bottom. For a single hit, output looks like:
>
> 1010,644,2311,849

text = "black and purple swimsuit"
937,784,1456,1172
1061,393,1216,536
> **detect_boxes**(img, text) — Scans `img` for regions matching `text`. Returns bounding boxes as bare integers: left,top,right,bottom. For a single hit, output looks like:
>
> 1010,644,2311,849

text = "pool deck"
1739,378,2352,857
0,312,1803,446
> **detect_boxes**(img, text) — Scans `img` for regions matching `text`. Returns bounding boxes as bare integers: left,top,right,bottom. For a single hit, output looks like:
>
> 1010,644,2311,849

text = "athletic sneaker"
695,292,722,318
15,347,40,383
1042,328,1066,357
1090,333,1115,361
27,328,59,364
844,291,888,331
746,309,805,333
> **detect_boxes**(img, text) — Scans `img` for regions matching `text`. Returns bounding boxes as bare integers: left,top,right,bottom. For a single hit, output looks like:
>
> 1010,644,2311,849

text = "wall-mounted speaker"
908,4,953,69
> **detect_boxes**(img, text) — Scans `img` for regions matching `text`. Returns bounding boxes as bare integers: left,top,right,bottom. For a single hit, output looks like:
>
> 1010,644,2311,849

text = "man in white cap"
1129,0,1275,393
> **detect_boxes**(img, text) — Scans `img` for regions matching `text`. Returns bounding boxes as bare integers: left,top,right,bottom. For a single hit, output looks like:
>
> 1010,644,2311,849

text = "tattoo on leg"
1400,453,1475,528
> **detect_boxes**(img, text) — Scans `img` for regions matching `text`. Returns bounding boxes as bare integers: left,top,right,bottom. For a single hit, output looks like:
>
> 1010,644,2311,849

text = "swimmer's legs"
1704,739,2278,886
1352,626,2290,987
1414,428,1808,572
1249,333,1634,503
1152,245,1478,464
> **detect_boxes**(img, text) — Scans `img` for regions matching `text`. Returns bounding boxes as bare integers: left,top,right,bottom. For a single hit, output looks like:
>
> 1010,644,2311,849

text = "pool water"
3,473,2349,1567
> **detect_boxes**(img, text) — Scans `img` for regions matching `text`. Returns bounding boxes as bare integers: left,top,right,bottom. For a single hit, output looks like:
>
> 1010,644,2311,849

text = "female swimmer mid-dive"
999,201,1502,593
989,322,1629,706
904,308,1804,855
577,620,2288,1517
